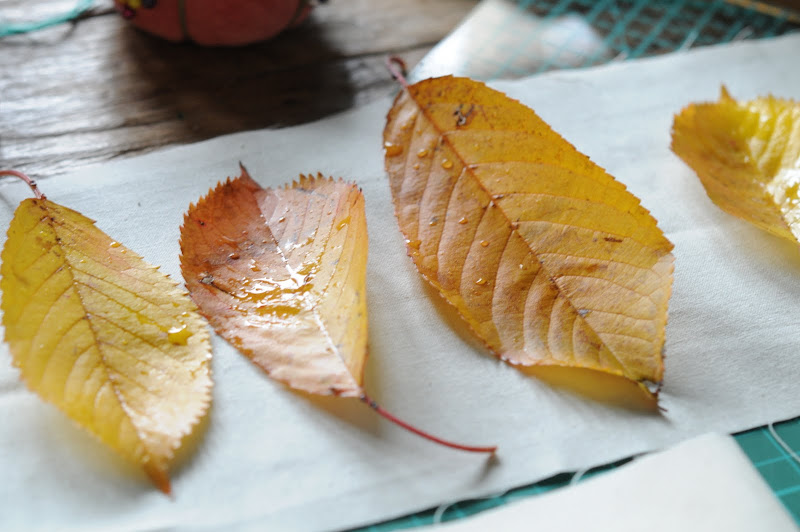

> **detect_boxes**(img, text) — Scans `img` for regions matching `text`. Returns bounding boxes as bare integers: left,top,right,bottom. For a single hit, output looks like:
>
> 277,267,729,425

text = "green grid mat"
358,421,800,530
464,0,800,79
357,1,800,530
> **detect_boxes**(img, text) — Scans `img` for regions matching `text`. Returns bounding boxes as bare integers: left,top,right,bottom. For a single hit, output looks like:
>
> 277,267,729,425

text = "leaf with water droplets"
180,167,496,452
672,87,800,243
0,185,212,494
180,168,368,397
384,75,674,402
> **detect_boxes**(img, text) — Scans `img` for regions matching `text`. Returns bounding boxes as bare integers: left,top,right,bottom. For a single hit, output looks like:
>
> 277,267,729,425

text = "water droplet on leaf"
384,142,403,157
167,324,192,346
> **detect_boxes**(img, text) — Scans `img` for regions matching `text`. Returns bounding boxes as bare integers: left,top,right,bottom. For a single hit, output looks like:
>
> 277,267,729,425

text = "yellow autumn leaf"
0,172,212,493
672,87,800,242
383,74,674,400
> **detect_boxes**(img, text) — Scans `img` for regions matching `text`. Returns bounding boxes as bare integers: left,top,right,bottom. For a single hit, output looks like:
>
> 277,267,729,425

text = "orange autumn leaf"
0,170,212,493
383,74,674,397
180,167,495,452
180,169,367,397
672,87,800,243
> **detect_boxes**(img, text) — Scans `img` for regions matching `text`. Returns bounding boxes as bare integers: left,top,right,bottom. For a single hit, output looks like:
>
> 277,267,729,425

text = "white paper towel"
1,34,800,532
416,433,799,532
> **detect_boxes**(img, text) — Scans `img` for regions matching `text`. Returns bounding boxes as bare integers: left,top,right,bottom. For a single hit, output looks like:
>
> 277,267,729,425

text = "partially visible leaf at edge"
384,76,675,398
180,169,368,397
1,197,212,493
672,87,800,243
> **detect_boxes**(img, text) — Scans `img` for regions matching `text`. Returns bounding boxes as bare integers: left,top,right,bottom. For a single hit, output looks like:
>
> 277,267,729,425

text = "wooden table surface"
0,0,476,179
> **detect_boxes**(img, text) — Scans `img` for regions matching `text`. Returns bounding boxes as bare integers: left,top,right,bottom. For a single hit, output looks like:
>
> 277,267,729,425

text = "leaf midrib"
262,187,362,393
45,202,166,462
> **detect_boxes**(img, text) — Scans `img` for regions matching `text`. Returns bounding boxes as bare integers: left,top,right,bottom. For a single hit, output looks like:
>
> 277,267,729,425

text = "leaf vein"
556,274,655,303
537,251,656,273
514,219,664,253
37,314,88,388
454,191,492,292
596,330,655,344
72,268,164,311
25,280,75,355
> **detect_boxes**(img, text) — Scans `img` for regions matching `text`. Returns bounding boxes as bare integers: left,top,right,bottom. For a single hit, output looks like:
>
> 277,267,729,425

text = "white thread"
731,26,754,42
768,423,800,468
431,489,510,525
570,467,589,485
431,465,594,526
679,28,700,52
431,501,454,525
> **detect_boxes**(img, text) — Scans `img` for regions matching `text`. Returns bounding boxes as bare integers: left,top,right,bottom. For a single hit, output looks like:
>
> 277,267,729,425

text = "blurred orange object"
115,0,312,46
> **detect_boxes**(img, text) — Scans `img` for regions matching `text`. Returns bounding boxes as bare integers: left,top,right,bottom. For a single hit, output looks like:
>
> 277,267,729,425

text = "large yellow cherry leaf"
180,167,495,452
383,75,674,398
672,87,800,242
0,171,212,494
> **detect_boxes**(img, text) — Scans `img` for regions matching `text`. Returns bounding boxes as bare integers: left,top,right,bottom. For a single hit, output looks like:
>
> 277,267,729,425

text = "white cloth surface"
417,433,799,532
1,34,800,532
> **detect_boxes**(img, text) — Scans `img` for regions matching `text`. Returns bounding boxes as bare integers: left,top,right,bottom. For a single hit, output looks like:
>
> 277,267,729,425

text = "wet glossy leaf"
180,168,496,452
672,87,800,243
180,169,368,397
1,197,212,493
384,76,674,397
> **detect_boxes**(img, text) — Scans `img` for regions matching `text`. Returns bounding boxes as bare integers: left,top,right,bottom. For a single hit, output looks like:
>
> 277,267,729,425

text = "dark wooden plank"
0,0,475,178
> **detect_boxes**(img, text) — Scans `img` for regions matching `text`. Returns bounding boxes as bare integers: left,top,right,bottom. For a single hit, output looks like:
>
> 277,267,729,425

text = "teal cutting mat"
359,1,800,529
481,0,799,77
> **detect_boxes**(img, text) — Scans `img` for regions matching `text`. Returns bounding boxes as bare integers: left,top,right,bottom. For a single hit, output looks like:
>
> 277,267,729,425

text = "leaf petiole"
0,169,46,200
385,56,410,89
361,394,497,454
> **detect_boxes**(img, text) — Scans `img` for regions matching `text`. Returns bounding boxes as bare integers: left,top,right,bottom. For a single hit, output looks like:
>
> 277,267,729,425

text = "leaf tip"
140,450,174,495
153,471,172,496
237,161,256,182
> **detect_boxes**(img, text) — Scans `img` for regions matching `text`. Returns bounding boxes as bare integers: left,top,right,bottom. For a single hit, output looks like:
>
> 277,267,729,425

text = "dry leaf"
383,74,674,397
672,87,800,243
180,167,495,452
0,171,212,493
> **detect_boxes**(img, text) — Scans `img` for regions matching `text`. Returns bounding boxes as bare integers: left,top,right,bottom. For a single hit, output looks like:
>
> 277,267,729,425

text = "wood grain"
0,0,476,179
